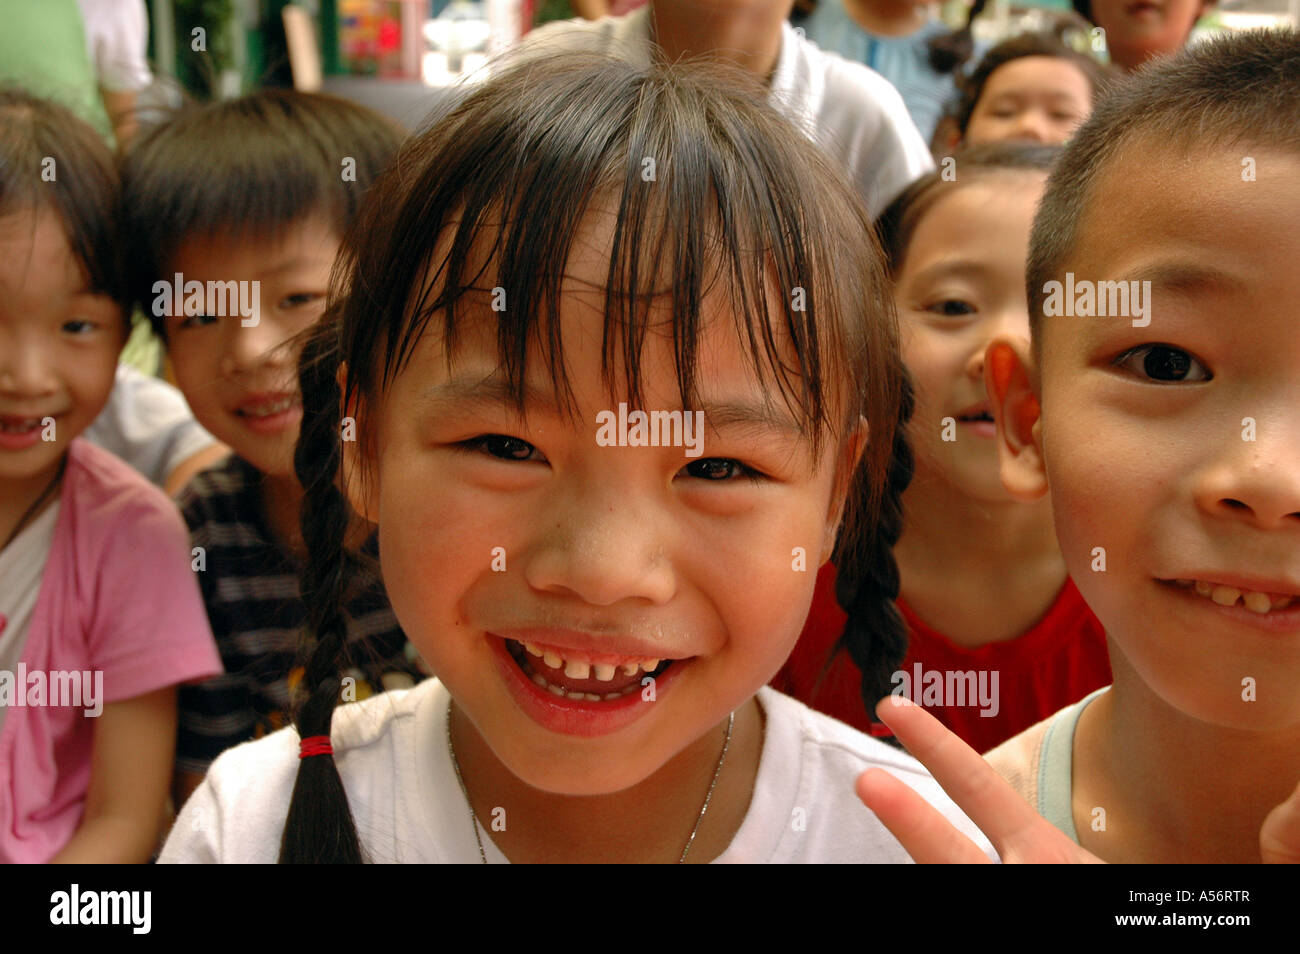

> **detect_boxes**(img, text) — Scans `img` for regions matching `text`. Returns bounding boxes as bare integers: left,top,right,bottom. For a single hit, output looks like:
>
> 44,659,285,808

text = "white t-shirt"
514,8,934,219
76,0,152,92
159,679,998,863
83,365,219,488
0,500,62,735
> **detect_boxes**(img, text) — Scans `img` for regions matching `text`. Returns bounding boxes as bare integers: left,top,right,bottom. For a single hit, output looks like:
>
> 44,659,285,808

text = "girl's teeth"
620,663,639,676
547,683,565,697
543,650,563,669
642,658,660,671
524,642,544,657
564,659,591,679
1195,580,1213,597
593,663,617,681
1211,585,1241,607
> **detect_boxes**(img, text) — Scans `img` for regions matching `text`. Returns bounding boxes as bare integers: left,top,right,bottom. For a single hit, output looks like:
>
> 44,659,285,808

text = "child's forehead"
1039,141,1300,363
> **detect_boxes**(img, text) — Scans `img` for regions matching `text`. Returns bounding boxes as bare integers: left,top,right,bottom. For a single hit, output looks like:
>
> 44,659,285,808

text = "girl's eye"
1114,344,1212,383
925,299,976,318
62,319,96,335
681,457,764,483
462,434,545,462
279,292,324,309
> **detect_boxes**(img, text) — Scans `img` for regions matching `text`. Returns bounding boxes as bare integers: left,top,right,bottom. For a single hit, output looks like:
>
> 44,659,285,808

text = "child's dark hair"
281,52,909,862
0,86,127,310
119,90,405,339
877,141,1062,279
927,0,990,74
1028,28,1300,348
951,31,1116,137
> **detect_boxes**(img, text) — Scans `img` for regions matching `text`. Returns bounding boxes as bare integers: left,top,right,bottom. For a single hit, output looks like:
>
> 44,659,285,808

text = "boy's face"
896,172,1045,502
991,143,1300,730
163,215,338,477
344,209,860,796
965,57,1093,147
0,208,125,486
1090,0,1207,70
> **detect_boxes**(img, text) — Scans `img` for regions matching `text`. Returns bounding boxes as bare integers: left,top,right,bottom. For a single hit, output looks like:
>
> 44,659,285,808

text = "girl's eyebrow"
416,376,806,443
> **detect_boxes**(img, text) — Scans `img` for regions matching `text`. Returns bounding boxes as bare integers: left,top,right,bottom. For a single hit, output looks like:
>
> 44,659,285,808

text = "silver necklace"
446,704,735,864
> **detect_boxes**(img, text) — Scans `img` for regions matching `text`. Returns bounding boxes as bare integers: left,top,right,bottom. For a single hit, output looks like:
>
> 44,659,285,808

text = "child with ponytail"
160,52,995,864
776,143,1112,754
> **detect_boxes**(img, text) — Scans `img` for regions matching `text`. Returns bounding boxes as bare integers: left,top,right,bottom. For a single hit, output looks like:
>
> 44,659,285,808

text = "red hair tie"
299,735,333,758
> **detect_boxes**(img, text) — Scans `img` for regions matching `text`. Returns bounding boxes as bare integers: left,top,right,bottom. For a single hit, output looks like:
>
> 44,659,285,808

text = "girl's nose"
0,337,58,397
524,486,677,608
1012,112,1050,144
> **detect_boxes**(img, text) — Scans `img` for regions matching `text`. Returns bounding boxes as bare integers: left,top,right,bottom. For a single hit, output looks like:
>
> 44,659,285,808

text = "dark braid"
927,0,990,74
832,370,916,734
277,315,365,864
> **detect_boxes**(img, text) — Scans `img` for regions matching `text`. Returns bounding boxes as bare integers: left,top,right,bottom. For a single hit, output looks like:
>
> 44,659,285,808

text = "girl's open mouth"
503,637,673,701
491,635,691,737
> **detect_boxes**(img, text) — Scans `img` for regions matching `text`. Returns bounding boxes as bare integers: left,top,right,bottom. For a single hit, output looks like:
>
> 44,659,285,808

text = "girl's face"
163,214,338,478
1031,144,1300,729
0,207,125,485
965,56,1093,146
894,172,1046,501
346,213,859,795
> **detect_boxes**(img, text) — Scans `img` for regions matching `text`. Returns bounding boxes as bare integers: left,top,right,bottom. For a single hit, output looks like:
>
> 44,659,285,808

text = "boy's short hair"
1027,28,1300,347
120,90,405,338
0,86,127,310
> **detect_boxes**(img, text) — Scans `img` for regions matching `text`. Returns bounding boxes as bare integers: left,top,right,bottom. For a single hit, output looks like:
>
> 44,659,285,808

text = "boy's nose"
1195,422,1300,530
220,319,289,376
524,485,677,608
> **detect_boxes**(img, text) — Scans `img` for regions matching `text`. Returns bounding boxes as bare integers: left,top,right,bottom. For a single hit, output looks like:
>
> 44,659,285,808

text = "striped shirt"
176,454,423,775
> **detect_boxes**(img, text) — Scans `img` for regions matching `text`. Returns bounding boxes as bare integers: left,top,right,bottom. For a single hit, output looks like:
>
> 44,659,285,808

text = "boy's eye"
279,292,324,309
1114,344,1212,383
179,313,218,329
62,319,96,335
681,457,764,483
925,299,976,318
462,434,545,462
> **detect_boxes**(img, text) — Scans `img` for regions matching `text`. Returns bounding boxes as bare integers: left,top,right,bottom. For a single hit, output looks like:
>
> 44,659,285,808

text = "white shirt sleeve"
77,0,153,92
83,365,219,488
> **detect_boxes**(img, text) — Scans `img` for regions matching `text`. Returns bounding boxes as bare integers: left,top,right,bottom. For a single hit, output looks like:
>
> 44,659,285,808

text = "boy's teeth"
620,662,639,676
524,642,544,657
1243,591,1272,614
564,659,591,679
543,650,563,669
1211,586,1241,607
642,658,660,671
1183,580,1296,614
593,663,617,681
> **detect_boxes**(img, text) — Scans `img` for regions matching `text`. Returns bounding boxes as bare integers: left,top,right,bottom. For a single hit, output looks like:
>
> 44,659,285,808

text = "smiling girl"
160,53,995,863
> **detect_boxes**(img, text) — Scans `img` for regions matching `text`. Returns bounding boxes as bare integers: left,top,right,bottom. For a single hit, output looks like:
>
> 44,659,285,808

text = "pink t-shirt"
0,439,222,862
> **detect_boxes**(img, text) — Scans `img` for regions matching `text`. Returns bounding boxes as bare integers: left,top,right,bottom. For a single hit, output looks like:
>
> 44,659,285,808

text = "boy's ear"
984,336,1049,500
337,360,379,523
821,416,868,564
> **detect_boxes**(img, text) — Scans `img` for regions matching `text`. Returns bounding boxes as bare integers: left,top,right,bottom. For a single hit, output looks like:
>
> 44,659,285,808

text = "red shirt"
773,562,1112,753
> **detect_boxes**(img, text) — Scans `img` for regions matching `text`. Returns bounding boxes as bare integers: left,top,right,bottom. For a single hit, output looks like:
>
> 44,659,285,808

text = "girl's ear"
821,416,868,564
984,336,1049,500
337,361,379,523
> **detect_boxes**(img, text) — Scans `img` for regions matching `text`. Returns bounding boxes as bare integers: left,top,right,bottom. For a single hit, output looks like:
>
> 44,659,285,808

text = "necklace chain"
446,704,735,864
2,457,66,551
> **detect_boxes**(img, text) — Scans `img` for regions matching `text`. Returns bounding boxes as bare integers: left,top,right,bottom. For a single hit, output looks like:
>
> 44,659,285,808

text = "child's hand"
856,697,1103,864
1261,781,1300,864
